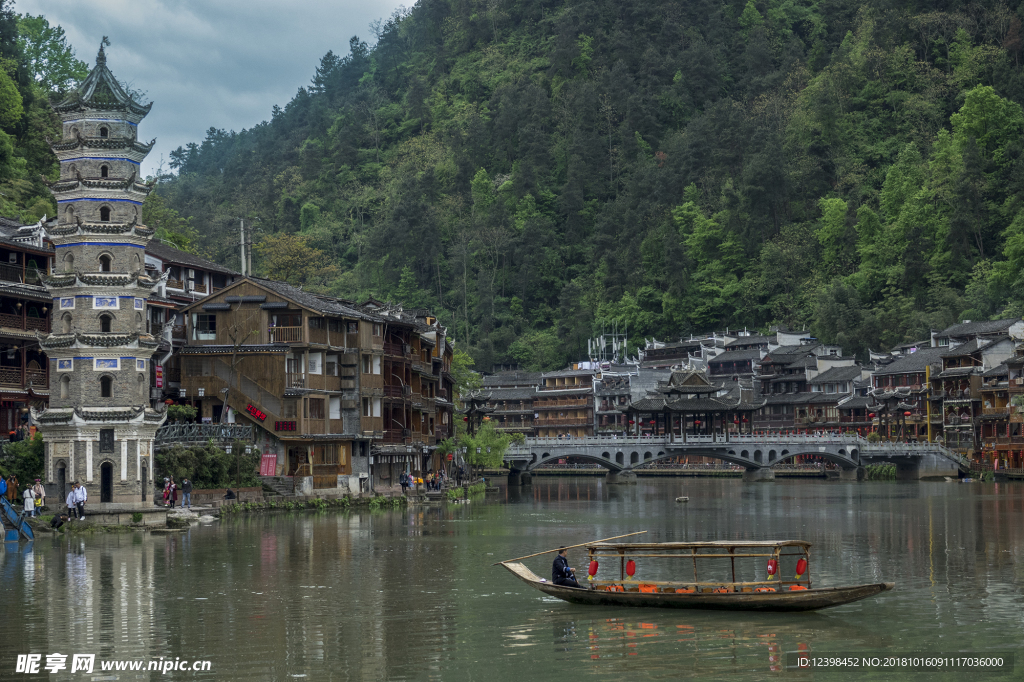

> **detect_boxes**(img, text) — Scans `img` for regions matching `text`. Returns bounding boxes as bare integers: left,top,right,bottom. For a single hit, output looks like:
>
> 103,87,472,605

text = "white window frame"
59,297,74,310
136,359,146,371
56,358,73,372
93,296,118,310
94,358,119,371
134,298,144,310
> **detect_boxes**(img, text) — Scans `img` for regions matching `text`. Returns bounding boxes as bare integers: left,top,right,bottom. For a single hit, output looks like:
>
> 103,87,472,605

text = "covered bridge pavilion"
619,369,765,443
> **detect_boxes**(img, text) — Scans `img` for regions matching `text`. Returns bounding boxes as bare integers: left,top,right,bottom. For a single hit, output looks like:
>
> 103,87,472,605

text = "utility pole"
239,219,246,276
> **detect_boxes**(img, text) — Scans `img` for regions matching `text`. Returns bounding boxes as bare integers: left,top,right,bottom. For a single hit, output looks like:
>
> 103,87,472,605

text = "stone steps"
260,476,296,498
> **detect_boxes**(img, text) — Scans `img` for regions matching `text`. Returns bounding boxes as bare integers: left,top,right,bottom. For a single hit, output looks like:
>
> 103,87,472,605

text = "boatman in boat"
552,547,583,588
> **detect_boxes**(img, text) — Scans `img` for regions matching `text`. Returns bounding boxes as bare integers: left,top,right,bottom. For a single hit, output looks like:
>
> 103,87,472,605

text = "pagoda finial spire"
97,36,110,65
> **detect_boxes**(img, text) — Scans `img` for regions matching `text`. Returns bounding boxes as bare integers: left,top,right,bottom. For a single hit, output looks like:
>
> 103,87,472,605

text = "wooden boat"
500,540,893,612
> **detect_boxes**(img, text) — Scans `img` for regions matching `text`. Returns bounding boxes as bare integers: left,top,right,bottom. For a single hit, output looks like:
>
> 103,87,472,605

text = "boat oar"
493,531,648,566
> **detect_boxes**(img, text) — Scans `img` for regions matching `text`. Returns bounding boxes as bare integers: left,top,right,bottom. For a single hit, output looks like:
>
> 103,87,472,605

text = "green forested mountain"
158,0,1024,369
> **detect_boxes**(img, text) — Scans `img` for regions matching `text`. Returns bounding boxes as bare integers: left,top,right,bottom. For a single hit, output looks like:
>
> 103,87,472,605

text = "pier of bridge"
503,434,968,483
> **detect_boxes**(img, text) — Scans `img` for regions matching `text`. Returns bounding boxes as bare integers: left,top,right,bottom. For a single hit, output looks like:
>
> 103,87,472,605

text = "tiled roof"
179,344,290,355
251,277,378,320
982,363,1008,377
936,367,978,378
146,239,239,275
483,371,542,387
709,348,763,362
810,365,863,384
724,334,774,347
483,387,537,401
935,318,1019,339
838,395,875,409
873,347,945,374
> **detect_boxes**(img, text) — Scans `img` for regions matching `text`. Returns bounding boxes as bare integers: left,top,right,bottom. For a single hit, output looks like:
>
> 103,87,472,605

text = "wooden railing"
286,372,304,388
383,341,406,357
190,282,207,294
25,317,47,332
0,262,40,284
383,385,405,398
535,399,594,408
0,312,49,333
983,406,1010,416
167,278,184,290
171,325,186,340
536,417,591,426
268,326,303,343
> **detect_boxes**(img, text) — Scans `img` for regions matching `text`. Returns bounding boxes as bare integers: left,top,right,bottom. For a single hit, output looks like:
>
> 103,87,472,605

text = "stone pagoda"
37,44,165,507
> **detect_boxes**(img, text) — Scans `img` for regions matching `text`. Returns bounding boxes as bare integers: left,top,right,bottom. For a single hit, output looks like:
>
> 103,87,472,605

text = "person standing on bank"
168,478,177,508
32,479,44,514
66,482,78,519
74,481,87,519
181,478,192,509
552,547,582,588
22,484,34,517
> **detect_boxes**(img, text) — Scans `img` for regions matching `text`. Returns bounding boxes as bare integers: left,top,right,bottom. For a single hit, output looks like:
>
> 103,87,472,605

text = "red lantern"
463,416,469,422
869,413,876,418
588,561,599,576
766,558,778,578
694,420,701,426
795,558,808,579
742,417,748,423
625,560,636,577
649,419,655,424
903,411,912,417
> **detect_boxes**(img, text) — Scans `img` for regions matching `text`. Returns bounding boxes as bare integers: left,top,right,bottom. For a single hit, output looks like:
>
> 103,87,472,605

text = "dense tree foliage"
157,0,1024,368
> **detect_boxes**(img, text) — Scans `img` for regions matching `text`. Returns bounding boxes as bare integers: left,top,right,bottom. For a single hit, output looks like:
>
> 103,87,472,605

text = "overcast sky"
17,0,407,176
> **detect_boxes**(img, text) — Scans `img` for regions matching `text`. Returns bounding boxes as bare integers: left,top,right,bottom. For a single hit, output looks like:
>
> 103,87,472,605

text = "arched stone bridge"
503,435,968,482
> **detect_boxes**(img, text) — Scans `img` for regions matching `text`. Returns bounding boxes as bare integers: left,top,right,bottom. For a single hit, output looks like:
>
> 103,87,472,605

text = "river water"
1,477,1023,681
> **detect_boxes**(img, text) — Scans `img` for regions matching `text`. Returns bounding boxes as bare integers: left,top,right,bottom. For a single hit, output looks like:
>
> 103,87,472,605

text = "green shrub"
131,512,143,523
0,432,43,483
155,441,260,489
865,464,896,480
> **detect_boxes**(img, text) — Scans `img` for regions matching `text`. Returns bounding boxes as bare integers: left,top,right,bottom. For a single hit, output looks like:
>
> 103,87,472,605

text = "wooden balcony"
383,341,407,357
0,262,41,284
167,279,184,290
983,406,1011,416
536,417,592,426
534,398,594,409
0,366,47,390
190,282,207,294
286,372,305,388
268,326,303,343
0,312,49,333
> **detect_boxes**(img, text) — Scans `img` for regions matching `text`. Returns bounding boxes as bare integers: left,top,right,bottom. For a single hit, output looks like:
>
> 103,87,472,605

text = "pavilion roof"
53,45,152,116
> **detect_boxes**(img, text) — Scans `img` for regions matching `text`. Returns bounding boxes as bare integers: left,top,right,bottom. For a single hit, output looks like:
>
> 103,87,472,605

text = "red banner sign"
155,365,163,388
246,404,267,421
259,453,277,477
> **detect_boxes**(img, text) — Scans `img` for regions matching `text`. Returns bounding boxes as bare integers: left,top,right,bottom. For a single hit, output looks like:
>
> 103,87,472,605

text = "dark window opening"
99,127,108,138
100,165,108,178
99,206,111,222
100,315,111,333
100,428,114,452
99,254,112,271
100,376,112,397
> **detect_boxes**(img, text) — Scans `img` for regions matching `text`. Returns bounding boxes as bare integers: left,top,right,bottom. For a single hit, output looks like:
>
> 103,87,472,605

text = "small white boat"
675,496,689,503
